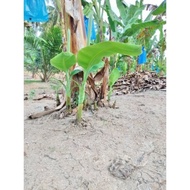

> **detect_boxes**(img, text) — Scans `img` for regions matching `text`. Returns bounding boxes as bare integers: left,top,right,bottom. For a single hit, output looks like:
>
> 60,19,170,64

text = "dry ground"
24,79,166,190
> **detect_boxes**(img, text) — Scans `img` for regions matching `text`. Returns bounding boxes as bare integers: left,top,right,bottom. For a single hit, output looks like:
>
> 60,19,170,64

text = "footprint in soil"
108,157,147,180
108,158,136,180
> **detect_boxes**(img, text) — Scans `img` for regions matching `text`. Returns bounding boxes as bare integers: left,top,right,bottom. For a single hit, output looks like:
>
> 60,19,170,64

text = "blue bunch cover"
84,16,96,40
151,64,160,73
24,0,49,22
138,46,147,64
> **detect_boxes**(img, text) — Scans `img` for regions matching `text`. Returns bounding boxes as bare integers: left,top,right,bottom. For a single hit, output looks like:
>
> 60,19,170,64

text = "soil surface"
24,80,166,190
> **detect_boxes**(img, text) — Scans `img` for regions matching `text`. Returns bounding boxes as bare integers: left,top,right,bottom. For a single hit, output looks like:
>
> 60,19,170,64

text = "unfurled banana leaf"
116,0,127,23
152,1,166,15
50,52,76,72
77,41,142,71
109,67,120,87
105,0,123,32
83,2,93,17
50,51,76,110
123,20,166,37
116,0,144,26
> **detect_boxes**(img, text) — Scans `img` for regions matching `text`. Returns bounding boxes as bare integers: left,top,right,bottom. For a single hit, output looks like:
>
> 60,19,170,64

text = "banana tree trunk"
60,0,87,55
60,0,87,110
100,58,109,101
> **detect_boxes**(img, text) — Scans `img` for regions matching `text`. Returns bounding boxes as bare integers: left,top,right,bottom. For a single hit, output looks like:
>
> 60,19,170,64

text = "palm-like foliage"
38,26,62,81
24,0,62,81
24,28,41,78
24,26,62,81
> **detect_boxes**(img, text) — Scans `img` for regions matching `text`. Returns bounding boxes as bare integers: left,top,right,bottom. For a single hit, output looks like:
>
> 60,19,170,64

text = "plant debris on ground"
113,71,166,95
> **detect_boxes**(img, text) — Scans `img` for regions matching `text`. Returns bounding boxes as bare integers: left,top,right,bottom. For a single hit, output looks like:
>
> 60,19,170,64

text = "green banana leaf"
116,0,144,26
77,41,142,71
125,5,144,26
83,2,93,17
116,0,127,23
50,52,76,72
123,20,166,37
105,0,123,32
109,68,120,87
152,1,166,15
88,61,105,74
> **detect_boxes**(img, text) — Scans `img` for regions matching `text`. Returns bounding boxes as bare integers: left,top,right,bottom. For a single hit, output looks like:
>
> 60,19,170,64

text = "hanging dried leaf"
94,66,105,82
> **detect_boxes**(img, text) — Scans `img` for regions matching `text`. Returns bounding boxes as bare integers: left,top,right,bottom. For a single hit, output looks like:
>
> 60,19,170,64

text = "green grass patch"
24,79,42,84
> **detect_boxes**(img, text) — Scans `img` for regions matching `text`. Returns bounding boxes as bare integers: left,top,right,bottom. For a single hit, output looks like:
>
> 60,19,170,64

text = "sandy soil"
24,81,166,190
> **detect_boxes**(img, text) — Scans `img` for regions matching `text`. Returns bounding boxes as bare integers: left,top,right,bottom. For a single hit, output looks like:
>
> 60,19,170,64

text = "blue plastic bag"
138,46,147,65
151,64,160,73
84,16,96,40
24,0,49,22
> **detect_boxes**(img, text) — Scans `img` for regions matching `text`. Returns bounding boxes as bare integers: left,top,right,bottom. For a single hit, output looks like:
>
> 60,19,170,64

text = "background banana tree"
105,0,166,74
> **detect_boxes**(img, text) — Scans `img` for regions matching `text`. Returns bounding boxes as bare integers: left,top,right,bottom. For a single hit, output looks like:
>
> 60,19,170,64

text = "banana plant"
104,0,166,43
51,41,141,123
50,51,76,111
